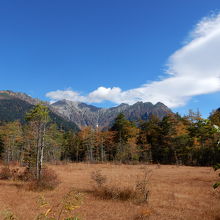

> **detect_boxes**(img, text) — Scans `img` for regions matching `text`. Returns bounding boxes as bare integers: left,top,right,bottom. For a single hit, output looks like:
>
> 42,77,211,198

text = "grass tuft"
27,167,60,191
0,167,12,180
91,168,151,203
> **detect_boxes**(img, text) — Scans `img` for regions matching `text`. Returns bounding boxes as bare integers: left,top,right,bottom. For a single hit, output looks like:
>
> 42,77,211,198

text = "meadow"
0,163,219,220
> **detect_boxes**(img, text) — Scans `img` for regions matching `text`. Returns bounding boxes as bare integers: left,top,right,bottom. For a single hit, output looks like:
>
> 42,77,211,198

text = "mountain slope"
52,99,172,128
0,90,172,130
0,91,79,131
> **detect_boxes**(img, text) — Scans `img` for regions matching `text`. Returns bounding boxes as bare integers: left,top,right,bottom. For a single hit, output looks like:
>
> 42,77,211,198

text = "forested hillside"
0,102,220,166
0,92,79,131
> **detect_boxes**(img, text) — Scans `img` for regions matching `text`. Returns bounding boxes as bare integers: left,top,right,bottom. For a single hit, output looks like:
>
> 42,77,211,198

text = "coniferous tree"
0,121,23,164
25,104,49,180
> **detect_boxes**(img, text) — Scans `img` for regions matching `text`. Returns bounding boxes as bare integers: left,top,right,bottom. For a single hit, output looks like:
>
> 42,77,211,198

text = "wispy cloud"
46,13,220,108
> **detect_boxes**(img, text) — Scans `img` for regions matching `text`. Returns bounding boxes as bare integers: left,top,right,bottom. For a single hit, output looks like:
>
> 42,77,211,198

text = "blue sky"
1,0,220,117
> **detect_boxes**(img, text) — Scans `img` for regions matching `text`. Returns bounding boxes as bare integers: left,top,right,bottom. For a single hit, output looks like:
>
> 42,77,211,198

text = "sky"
1,0,220,117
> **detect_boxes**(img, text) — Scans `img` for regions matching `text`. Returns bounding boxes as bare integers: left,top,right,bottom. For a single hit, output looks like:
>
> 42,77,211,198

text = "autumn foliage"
1,108,220,168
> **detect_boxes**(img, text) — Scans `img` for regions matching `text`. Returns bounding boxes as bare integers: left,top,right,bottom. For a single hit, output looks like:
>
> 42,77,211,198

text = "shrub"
0,166,35,181
91,168,151,203
0,165,60,191
27,167,60,191
134,169,151,204
10,167,33,181
94,184,136,201
213,163,220,189
36,189,83,219
17,167,35,181
0,209,17,220
91,170,106,187
0,167,12,180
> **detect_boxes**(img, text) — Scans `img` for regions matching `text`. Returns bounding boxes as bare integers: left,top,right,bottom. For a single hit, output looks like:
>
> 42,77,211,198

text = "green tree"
159,113,189,164
25,104,49,180
209,109,220,127
138,115,161,163
0,121,23,164
188,117,218,165
45,123,63,162
78,127,95,162
62,131,83,162
111,113,139,162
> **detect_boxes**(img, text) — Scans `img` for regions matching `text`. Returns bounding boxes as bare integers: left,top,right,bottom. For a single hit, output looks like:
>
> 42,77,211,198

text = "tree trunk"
36,124,41,180
39,123,46,180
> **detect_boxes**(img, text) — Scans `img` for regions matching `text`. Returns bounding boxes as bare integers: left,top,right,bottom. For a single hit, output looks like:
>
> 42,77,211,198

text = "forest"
0,104,220,167
0,104,220,220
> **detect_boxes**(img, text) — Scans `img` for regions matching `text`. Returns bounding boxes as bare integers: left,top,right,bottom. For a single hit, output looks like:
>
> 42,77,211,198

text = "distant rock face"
51,100,172,129
51,100,102,128
0,90,172,130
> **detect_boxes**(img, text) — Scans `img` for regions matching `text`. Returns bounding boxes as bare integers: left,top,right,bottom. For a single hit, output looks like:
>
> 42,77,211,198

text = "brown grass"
27,167,60,191
0,163,219,220
0,167,12,180
0,166,59,191
91,169,151,203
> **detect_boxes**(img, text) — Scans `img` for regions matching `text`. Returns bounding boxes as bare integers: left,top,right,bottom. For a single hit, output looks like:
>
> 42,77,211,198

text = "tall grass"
0,165,60,191
91,168,152,204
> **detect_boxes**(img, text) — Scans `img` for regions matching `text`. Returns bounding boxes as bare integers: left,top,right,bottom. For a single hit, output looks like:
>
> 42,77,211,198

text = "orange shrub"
0,167,11,180
27,167,60,191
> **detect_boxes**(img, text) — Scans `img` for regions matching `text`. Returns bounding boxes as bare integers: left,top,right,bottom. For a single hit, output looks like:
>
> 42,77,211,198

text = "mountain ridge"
0,91,79,131
0,90,172,129
51,99,172,128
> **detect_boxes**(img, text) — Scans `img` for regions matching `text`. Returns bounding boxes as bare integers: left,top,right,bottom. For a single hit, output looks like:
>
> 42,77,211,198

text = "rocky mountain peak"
0,90,172,129
51,99,172,128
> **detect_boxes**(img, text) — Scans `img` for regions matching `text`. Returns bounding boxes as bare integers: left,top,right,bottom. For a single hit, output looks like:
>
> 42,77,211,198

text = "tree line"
1,104,220,169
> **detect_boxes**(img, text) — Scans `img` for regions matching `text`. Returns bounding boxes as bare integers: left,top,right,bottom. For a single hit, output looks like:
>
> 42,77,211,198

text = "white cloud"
87,87,122,103
46,13,220,108
46,89,87,103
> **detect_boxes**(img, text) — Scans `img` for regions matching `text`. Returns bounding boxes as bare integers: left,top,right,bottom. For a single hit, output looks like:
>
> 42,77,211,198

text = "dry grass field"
0,163,220,220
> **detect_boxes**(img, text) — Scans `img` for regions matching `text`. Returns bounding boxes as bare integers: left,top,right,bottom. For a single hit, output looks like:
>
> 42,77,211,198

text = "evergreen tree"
25,104,49,180
0,121,23,164
111,113,139,162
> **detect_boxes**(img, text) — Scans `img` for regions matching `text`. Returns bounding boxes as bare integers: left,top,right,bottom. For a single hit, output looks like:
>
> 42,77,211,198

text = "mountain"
51,99,172,128
0,90,41,105
0,91,79,131
0,90,172,130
